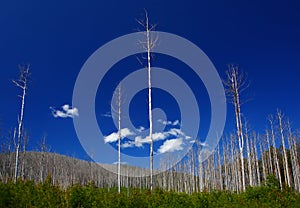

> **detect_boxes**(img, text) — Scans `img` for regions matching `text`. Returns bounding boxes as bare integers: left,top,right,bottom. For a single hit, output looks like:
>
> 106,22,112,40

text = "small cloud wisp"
51,104,79,118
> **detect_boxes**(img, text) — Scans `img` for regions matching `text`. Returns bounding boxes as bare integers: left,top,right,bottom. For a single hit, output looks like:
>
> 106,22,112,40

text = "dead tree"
115,85,122,193
217,143,223,190
13,65,30,182
253,134,261,186
21,131,29,180
245,123,253,186
277,110,291,187
222,137,229,190
224,65,248,191
269,116,282,190
266,129,274,175
137,11,157,191
287,121,300,192
197,142,204,192
259,138,267,184
39,135,48,182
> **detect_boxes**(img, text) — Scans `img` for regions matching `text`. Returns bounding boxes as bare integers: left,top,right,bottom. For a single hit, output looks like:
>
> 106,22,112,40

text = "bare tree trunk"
266,130,274,175
117,86,121,194
138,11,155,192
278,110,291,187
236,149,242,192
269,117,282,190
21,132,28,180
217,143,223,190
259,139,267,184
225,65,247,191
212,153,216,191
245,125,253,187
39,135,47,182
287,120,300,192
223,137,230,191
191,150,196,193
254,134,261,186
230,134,237,192
13,65,30,183
198,142,204,192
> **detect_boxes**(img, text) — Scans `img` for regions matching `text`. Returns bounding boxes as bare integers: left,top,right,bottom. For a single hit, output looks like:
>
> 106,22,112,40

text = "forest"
0,64,300,207
1,15,300,207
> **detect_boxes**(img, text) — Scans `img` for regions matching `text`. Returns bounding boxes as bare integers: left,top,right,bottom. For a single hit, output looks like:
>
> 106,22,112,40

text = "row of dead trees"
158,112,300,193
0,117,299,193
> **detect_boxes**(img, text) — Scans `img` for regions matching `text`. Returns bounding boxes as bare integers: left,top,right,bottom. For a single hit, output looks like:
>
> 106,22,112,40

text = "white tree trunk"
259,139,267,184
269,118,282,190
278,111,291,187
117,86,121,193
266,130,274,175
254,135,261,186
245,126,253,186
226,66,246,191
13,66,29,183
144,13,154,191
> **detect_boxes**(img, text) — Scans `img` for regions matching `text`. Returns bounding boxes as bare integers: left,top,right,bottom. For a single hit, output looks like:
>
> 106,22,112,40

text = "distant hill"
0,151,150,189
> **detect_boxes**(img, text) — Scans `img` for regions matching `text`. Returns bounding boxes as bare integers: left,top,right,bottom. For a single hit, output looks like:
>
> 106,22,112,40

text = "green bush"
0,180,300,207
266,174,280,190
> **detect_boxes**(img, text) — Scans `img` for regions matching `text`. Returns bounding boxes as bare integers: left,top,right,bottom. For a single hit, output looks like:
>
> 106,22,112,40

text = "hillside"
0,151,150,189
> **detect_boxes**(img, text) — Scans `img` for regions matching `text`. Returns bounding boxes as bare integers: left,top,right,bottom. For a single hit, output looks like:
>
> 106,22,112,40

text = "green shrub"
0,180,300,207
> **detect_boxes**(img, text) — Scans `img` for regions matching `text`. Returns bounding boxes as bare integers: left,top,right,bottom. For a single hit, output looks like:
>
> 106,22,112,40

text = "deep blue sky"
0,0,299,162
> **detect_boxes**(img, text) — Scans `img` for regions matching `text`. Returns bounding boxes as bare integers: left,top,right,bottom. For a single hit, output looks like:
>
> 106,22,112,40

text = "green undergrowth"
0,176,299,208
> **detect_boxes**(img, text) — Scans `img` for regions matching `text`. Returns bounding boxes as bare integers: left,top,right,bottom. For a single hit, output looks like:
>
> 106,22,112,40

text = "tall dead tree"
137,11,157,191
277,110,291,187
224,65,247,191
146,13,154,192
111,85,124,193
117,86,122,194
13,65,30,182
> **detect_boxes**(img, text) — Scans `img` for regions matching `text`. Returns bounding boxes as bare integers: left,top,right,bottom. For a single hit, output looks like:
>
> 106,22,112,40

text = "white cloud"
121,131,169,148
104,128,135,143
168,128,189,139
51,104,79,118
157,119,180,126
120,127,191,150
134,136,147,147
172,120,180,126
104,132,119,143
158,138,184,153
121,142,135,148
121,128,134,137
152,132,168,141
135,132,169,147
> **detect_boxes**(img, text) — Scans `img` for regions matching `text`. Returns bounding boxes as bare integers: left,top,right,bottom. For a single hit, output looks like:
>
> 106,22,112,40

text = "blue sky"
0,0,299,166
